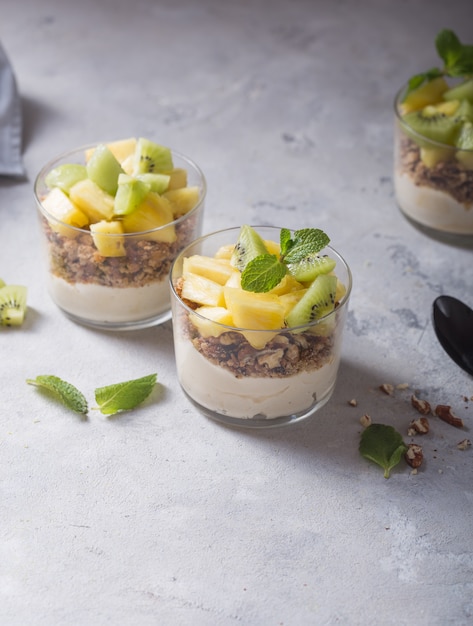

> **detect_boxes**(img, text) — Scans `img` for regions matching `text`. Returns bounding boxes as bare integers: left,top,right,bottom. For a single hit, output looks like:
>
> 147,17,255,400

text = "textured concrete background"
1,0,473,624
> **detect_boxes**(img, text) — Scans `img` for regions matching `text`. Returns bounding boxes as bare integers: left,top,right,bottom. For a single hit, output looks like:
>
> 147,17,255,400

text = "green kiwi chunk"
45,164,88,193
443,79,473,103
133,138,173,175
401,107,461,147
86,144,124,196
0,284,27,327
113,174,151,215
456,121,473,169
287,253,336,282
136,172,170,194
286,274,337,328
230,225,270,271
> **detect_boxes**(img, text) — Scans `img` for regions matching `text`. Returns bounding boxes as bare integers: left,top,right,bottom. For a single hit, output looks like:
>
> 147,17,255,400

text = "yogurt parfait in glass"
170,225,352,428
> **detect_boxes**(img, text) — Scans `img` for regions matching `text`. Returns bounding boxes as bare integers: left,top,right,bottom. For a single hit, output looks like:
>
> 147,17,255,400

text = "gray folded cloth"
0,42,25,178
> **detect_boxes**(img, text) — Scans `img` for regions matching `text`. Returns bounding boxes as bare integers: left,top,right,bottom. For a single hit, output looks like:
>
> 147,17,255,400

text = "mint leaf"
94,373,157,415
436,29,463,69
26,375,88,414
241,255,287,293
282,228,330,264
359,423,408,479
279,228,292,257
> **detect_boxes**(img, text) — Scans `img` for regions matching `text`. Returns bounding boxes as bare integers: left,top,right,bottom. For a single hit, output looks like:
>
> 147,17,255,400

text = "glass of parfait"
170,225,352,428
34,137,206,330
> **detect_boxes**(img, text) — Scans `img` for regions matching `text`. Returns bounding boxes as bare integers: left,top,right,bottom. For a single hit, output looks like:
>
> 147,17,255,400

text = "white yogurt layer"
394,171,473,234
48,274,170,323
175,335,339,420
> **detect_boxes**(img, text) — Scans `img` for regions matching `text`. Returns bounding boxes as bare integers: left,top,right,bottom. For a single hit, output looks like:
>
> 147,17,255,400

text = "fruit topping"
0,283,27,327
40,137,201,256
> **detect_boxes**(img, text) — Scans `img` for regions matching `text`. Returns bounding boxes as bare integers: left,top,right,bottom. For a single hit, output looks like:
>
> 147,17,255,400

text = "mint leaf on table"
94,373,157,416
359,423,408,479
241,255,287,293
26,375,88,414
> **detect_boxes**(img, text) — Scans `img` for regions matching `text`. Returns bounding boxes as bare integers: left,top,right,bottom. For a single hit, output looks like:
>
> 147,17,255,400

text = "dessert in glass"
393,30,473,244
34,137,206,330
170,225,352,428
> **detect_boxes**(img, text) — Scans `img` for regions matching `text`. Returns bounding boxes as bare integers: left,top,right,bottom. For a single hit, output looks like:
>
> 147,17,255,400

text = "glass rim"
34,143,207,236
170,225,353,334
393,82,473,153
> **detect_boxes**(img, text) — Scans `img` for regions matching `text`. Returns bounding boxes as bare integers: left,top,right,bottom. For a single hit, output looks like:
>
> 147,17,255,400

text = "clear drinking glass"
170,226,352,428
393,84,473,244
34,145,206,330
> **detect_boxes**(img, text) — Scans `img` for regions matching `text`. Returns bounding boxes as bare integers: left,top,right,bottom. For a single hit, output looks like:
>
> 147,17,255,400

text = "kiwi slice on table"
86,144,124,196
132,138,174,175
45,163,88,193
456,121,473,169
286,274,337,329
0,284,27,327
287,253,336,282
401,105,462,147
230,225,270,271
443,78,473,103
114,174,151,216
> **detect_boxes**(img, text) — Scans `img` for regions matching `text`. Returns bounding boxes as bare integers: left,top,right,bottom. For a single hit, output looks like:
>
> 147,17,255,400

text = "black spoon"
432,295,473,377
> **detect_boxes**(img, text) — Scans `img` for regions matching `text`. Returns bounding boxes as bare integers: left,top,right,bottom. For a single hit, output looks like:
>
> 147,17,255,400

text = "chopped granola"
42,213,198,288
398,135,473,207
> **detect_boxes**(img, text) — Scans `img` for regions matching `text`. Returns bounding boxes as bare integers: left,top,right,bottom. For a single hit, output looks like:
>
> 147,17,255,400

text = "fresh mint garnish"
240,227,330,293
359,423,408,479
26,375,88,414
94,373,157,416
405,29,473,97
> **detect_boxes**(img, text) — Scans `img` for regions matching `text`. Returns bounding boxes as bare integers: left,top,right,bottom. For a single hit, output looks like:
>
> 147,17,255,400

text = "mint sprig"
240,227,330,293
359,423,408,479
405,29,473,97
27,373,158,417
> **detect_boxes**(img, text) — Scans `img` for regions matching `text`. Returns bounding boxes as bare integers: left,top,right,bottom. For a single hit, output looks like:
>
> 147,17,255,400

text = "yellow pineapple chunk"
122,192,176,243
224,286,285,348
167,168,188,190
183,255,234,285
269,274,304,296
279,288,308,317
90,220,126,257
190,305,234,337
215,243,235,260
85,137,137,164
225,270,241,288
264,239,281,256
41,187,89,237
163,186,200,215
400,76,449,114
181,273,225,307
69,178,115,222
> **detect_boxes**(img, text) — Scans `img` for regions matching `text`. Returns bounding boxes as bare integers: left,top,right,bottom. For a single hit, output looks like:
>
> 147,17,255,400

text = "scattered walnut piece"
348,398,358,407
457,439,471,450
405,443,423,469
435,404,464,428
407,417,430,436
396,383,409,390
360,414,372,428
411,394,431,415
379,383,394,396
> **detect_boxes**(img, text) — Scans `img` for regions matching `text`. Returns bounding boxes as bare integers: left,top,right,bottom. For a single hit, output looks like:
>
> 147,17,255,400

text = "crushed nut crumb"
360,414,372,428
435,404,464,428
457,439,471,450
348,398,358,407
405,443,423,469
396,383,409,390
379,383,394,395
411,394,432,415
408,416,430,435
